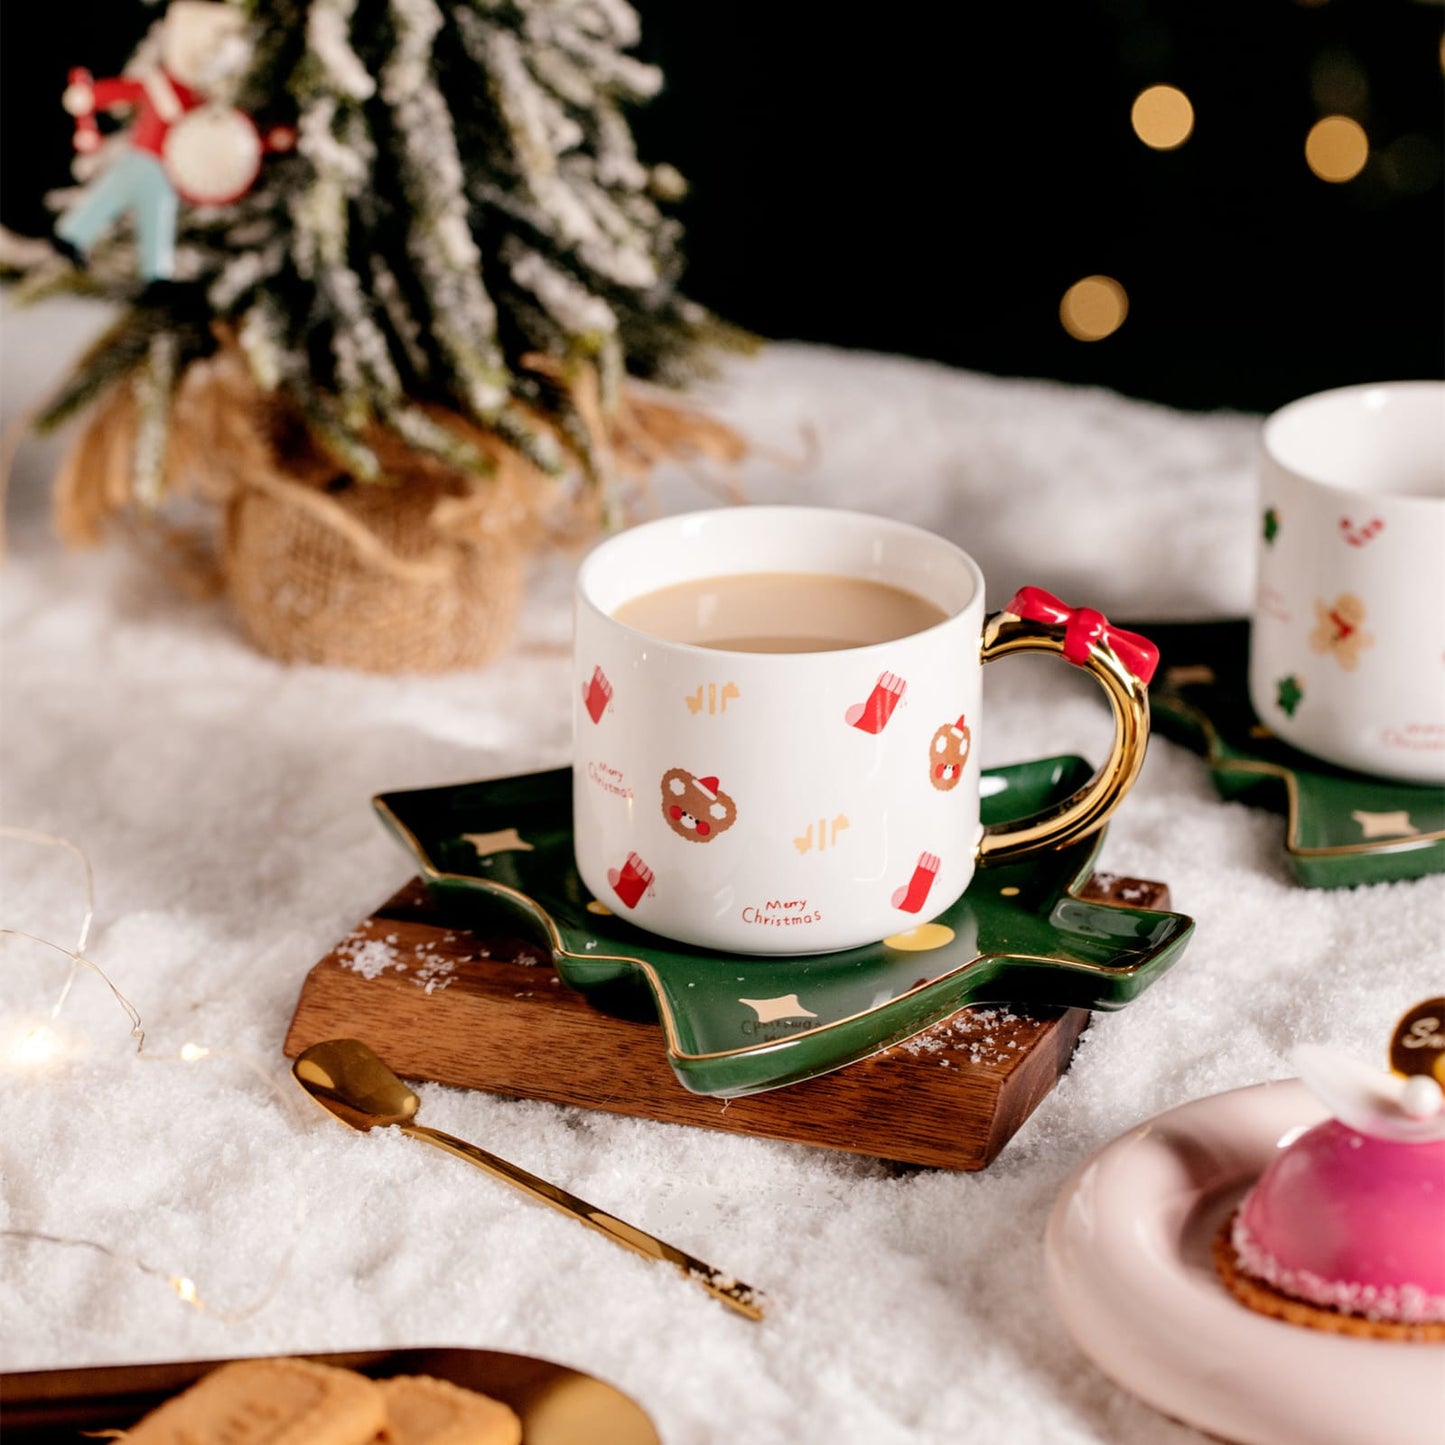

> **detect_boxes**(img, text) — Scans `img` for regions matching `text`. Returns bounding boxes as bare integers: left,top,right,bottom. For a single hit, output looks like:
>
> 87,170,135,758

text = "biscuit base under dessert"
1213,1212,1445,1344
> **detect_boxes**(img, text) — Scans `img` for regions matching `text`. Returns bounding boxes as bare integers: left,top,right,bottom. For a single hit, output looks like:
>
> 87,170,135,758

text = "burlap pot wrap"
47,346,752,673
222,468,528,673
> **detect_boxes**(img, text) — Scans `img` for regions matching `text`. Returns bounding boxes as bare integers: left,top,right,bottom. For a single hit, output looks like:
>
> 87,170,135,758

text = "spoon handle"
401,1122,765,1321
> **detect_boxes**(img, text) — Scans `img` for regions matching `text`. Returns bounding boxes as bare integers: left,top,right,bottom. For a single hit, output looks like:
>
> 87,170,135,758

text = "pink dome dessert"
1231,1118,1445,1325
1215,1019,1445,1341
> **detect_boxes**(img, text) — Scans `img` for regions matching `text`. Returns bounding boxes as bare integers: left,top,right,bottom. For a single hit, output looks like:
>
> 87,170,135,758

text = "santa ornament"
56,0,294,281
14,0,749,675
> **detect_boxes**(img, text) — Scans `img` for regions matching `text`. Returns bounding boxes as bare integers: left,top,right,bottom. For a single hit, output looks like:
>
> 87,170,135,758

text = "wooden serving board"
284,872,1169,1171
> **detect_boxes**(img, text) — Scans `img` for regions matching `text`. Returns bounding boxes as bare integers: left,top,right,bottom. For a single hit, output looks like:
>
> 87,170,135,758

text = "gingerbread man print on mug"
929,716,971,791
1309,593,1375,672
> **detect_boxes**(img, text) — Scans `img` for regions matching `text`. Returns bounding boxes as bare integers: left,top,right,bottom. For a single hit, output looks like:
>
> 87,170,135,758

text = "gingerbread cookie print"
1309,594,1375,671
929,715,971,791
661,768,737,842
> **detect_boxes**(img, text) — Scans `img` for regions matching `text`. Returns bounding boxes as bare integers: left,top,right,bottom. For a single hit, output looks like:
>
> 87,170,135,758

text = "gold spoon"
293,1038,765,1322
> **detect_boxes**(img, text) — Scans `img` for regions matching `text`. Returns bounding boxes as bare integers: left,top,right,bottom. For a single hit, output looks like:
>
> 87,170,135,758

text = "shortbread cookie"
126,1357,387,1443
378,1374,522,1445
1214,1215,1445,1343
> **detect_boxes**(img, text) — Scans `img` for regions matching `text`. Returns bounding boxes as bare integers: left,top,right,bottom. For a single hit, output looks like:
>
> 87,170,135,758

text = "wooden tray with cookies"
1,1348,659,1444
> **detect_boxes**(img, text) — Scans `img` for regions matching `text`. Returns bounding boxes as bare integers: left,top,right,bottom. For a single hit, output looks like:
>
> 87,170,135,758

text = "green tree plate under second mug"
373,757,1195,1097
1144,620,1445,888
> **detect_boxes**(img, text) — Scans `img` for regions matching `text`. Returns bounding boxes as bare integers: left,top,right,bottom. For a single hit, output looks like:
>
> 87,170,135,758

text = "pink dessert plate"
1045,1079,1445,1445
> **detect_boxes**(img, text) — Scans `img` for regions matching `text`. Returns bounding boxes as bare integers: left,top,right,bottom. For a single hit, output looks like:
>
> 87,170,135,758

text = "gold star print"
1351,810,1420,840
462,828,535,858
738,994,819,1023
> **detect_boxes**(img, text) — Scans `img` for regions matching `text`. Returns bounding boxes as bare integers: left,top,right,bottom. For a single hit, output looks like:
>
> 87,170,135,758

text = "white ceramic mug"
1249,381,1445,783
572,507,1158,955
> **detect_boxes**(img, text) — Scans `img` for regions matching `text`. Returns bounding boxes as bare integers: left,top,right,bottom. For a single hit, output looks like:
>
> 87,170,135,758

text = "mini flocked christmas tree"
14,0,747,670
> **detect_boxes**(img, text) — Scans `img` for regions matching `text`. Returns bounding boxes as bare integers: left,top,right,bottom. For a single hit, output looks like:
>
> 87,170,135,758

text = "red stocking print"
892,852,941,913
846,671,906,733
582,666,613,724
608,851,654,909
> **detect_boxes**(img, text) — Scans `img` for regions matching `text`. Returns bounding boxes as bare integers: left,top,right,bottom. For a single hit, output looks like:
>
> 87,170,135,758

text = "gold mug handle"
976,587,1159,866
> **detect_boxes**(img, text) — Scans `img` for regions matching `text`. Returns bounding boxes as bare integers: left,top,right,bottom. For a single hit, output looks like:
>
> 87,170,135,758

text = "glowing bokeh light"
1131,85,1194,150
1306,116,1369,182
10,1023,64,1069
1060,276,1129,342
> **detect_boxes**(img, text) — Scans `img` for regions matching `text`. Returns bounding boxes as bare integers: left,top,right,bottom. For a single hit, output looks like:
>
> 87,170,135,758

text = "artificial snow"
3,298,1441,1444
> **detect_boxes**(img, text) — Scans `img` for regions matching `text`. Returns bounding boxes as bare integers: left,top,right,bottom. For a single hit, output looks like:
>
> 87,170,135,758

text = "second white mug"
1249,381,1445,783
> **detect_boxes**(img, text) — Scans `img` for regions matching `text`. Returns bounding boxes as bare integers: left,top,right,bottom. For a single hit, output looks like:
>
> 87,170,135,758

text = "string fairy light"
1,827,96,1020
1,827,309,1324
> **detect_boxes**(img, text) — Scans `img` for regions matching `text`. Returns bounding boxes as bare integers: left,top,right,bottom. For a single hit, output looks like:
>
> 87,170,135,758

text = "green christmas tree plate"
373,757,1194,1098
1146,620,1445,888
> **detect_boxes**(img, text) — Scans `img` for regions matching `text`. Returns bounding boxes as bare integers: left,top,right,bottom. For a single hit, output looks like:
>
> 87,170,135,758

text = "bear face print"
929,717,971,791
661,768,737,842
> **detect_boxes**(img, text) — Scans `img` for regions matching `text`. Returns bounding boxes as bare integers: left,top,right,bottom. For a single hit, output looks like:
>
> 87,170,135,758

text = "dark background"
4,0,1441,414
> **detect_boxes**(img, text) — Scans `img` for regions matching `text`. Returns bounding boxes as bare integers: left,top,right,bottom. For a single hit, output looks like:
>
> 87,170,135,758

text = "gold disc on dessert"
1389,997,1445,1084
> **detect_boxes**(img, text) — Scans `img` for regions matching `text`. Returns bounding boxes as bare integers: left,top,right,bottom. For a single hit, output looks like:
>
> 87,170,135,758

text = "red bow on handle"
1003,587,1159,684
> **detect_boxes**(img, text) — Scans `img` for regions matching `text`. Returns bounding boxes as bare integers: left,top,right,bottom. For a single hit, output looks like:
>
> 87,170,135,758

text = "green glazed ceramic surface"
1146,620,1445,888
373,757,1194,1098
